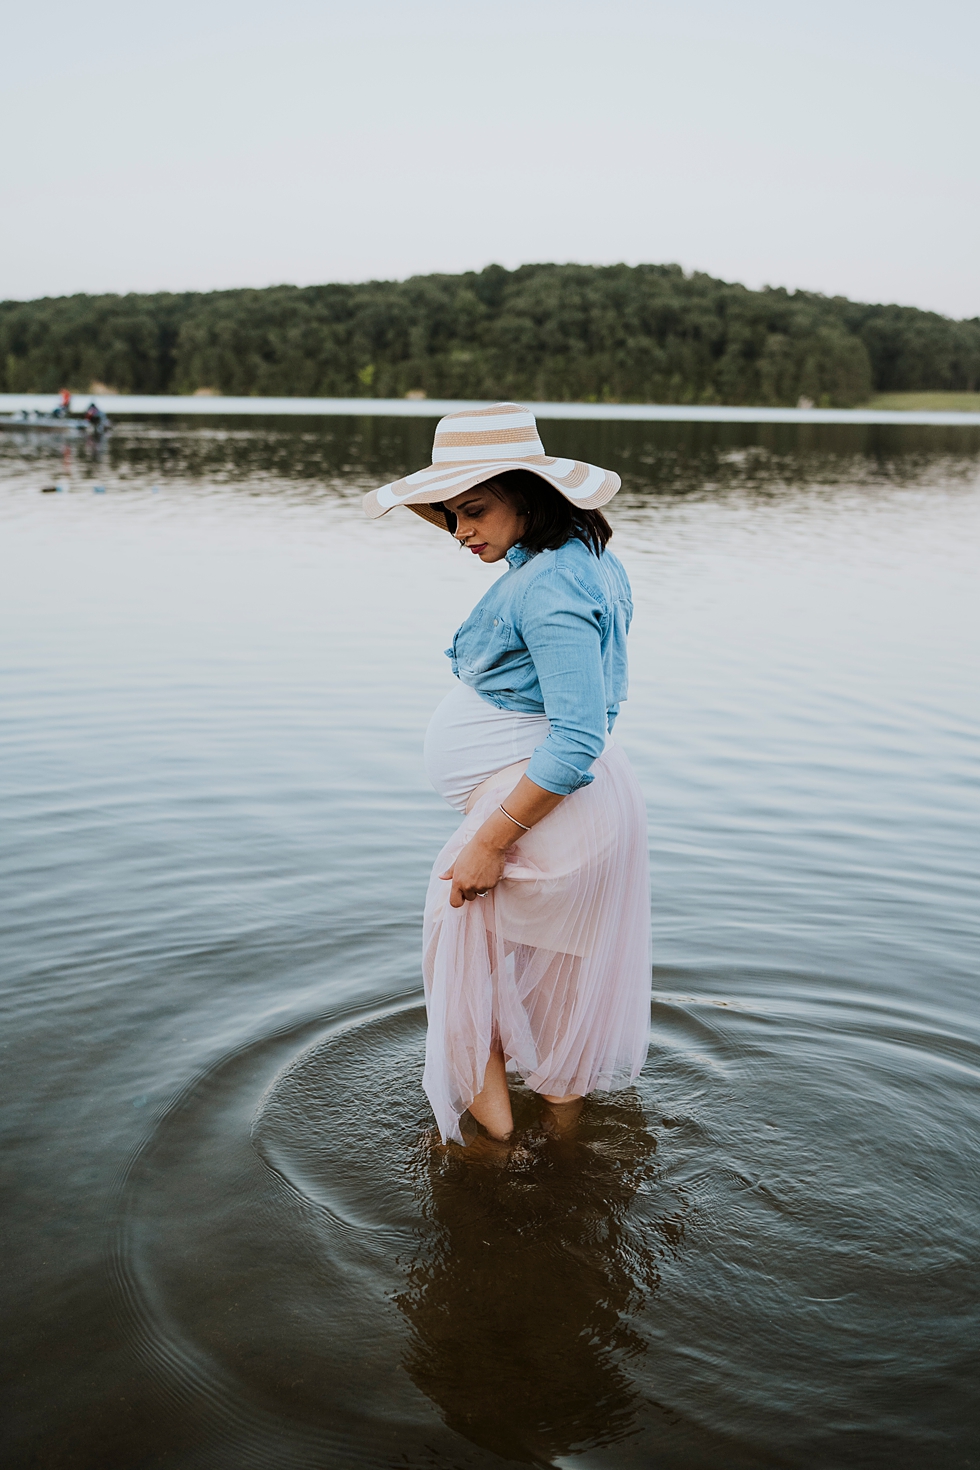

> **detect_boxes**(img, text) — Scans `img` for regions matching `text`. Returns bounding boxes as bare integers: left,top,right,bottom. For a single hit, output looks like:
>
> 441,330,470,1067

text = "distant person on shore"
363,403,651,1155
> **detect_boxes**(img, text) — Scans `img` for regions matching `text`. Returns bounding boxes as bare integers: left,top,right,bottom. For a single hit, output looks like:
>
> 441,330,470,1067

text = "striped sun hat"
362,402,621,530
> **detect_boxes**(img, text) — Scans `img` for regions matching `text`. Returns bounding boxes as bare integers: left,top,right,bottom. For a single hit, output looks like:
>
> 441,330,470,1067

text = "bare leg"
467,1047,514,1141
539,1093,584,1138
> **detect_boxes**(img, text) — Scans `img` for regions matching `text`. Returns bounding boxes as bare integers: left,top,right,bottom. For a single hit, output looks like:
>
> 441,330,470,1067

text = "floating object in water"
41,485,58,493
93,484,106,494
0,411,93,433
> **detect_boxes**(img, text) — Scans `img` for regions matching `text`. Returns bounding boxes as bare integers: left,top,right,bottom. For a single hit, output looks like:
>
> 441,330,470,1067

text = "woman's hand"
441,776,568,910
441,834,509,909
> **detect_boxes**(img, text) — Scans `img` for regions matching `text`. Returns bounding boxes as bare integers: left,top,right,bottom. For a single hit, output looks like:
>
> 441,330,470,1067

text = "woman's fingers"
449,882,485,907
442,838,506,906
445,869,496,907
450,874,474,908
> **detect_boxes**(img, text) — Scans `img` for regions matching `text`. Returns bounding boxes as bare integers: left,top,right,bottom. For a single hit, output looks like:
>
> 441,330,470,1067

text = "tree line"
2,263,978,407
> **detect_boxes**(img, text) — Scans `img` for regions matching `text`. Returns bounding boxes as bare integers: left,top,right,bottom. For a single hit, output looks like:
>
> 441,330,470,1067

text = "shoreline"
4,393,980,427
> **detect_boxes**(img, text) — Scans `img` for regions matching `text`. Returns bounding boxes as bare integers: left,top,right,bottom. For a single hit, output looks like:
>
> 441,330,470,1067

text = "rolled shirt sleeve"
518,565,609,795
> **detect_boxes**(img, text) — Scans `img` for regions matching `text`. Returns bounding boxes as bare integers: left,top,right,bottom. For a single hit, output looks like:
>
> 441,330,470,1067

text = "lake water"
2,417,978,1470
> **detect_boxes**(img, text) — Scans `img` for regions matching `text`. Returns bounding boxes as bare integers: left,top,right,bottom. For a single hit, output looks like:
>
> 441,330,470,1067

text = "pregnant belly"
424,682,551,813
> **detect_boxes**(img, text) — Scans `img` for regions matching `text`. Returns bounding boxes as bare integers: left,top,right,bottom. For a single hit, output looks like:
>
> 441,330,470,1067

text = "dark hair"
437,469,612,556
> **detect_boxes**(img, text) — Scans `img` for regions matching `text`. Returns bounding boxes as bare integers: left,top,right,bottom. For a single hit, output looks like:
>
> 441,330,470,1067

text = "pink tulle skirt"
422,741,651,1144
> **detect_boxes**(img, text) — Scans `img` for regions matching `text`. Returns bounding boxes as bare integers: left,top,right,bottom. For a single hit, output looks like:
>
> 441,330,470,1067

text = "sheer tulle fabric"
422,742,651,1144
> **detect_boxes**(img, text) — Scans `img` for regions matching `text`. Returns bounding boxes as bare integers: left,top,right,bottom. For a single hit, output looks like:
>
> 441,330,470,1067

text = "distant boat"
0,409,112,434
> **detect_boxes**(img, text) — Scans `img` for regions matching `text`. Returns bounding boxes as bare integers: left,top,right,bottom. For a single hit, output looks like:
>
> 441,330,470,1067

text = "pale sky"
3,0,978,318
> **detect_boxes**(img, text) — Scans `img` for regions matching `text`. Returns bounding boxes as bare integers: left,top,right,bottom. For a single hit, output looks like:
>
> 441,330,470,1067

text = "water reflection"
4,411,980,503
397,1091,665,1464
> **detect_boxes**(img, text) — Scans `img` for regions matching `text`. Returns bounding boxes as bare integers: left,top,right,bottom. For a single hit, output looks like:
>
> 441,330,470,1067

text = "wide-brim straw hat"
362,402,621,530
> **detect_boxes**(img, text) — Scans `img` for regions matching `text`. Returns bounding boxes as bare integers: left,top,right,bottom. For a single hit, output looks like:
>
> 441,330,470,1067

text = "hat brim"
362,455,621,530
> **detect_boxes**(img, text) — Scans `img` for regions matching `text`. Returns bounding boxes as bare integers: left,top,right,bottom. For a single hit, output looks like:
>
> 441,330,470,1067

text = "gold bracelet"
499,803,531,832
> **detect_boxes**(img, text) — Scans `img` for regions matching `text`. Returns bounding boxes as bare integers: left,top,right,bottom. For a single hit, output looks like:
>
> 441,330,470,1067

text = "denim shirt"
445,537,633,795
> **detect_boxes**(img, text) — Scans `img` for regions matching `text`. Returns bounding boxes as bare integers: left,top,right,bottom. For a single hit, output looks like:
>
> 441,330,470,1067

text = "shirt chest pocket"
456,615,520,676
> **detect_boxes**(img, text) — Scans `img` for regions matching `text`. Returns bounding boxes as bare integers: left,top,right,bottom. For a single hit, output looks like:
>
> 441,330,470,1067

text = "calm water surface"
2,418,979,1469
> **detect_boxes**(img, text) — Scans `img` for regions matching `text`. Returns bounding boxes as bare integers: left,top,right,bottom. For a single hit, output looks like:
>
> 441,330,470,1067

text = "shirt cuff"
525,747,596,796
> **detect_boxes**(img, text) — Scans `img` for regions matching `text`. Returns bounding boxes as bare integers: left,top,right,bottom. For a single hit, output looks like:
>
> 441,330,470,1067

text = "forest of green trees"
2,263,978,407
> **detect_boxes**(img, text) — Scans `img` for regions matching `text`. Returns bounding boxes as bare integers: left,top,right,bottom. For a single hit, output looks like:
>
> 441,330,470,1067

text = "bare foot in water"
540,1095,584,1139
429,1113,514,1165
461,1132,516,1165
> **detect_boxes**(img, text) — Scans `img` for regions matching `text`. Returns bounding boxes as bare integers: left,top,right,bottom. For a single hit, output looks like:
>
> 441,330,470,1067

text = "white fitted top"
424,681,551,812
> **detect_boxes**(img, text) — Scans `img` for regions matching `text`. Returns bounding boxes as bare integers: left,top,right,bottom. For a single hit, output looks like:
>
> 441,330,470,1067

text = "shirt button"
493,618,499,626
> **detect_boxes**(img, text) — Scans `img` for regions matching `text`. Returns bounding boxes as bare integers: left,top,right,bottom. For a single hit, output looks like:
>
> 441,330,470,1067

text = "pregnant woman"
364,403,651,1149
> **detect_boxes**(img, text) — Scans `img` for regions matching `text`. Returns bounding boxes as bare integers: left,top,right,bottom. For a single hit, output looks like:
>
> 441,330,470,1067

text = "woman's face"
444,483,526,564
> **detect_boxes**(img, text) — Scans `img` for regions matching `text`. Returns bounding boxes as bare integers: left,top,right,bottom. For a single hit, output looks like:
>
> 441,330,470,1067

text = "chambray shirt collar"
505,544,534,569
